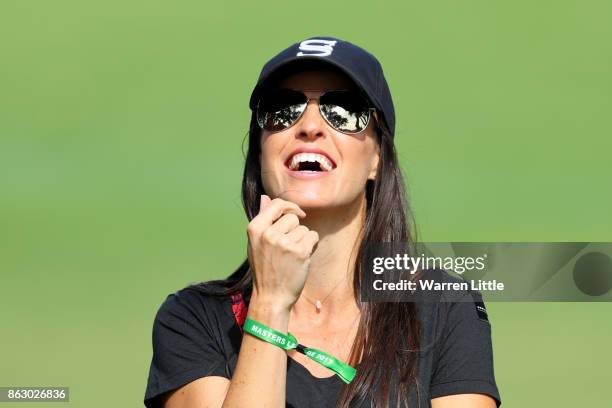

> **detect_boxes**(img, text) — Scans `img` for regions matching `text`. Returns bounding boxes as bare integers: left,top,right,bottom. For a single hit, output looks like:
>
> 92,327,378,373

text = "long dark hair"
188,80,421,408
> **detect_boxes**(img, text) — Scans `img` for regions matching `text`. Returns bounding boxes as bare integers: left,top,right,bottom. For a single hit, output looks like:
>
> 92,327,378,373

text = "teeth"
289,152,333,171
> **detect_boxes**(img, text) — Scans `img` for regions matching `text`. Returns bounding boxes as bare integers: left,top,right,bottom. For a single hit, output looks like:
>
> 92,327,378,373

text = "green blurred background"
1,1,610,407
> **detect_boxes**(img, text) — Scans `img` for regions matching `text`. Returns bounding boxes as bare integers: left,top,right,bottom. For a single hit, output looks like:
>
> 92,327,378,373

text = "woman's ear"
368,144,380,180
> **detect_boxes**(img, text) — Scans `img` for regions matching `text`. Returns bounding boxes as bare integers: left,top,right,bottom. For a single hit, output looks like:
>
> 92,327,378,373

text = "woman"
144,36,501,408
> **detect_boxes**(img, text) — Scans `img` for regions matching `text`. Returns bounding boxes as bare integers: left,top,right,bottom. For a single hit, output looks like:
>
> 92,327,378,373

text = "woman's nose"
295,100,325,139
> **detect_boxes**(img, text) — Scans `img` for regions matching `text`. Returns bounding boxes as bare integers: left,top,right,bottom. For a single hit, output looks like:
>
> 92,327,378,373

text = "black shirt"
144,276,501,407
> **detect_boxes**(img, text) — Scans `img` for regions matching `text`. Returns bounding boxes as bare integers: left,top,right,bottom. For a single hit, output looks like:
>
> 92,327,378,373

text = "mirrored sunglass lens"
257,90,307,131
320,91,370,133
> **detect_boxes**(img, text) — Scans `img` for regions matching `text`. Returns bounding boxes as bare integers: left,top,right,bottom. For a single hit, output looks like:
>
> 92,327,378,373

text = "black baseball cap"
248,36,396,138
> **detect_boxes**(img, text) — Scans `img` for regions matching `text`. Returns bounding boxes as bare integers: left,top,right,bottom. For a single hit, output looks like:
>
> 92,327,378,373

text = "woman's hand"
246,194,319,312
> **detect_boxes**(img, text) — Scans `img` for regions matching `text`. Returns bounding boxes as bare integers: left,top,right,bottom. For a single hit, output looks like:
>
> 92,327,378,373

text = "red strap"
230,292,248,333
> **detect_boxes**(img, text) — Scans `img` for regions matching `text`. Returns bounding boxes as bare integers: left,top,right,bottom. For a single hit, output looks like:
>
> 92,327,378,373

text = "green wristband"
299,347,357,384
243,316,357,384
243,316,298,350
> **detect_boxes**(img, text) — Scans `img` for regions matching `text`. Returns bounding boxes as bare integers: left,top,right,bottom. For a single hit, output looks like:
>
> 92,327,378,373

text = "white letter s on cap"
296,39,338,57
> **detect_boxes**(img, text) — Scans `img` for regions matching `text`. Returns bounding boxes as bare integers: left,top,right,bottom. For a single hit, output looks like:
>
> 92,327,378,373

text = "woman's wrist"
247,292,292,332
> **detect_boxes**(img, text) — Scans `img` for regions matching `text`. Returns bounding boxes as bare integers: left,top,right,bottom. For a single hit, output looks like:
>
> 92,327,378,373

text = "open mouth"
285,152,335,172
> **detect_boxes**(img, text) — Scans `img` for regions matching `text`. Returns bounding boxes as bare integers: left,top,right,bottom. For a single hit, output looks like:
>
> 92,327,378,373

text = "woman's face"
259,68,380,211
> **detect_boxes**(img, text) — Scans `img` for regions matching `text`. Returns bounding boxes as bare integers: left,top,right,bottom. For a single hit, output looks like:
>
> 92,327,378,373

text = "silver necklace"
301,277,346,312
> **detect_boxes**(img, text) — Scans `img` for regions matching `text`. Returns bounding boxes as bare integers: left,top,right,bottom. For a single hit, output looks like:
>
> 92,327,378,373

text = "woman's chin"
275,190,333,209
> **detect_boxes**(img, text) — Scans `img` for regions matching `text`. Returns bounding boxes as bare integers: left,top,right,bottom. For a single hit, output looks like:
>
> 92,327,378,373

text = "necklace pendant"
315,300,322,311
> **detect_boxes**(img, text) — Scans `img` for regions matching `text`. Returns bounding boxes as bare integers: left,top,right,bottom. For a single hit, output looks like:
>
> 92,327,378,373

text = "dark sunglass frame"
256,89,376,134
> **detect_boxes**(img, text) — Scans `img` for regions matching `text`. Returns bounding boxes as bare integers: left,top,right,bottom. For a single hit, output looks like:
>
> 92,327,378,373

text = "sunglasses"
256,89,376,134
